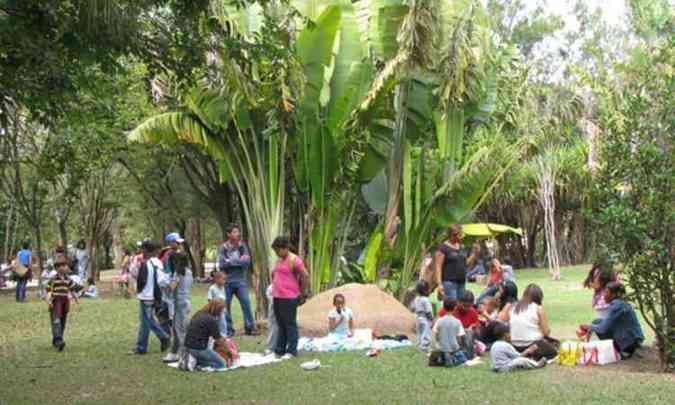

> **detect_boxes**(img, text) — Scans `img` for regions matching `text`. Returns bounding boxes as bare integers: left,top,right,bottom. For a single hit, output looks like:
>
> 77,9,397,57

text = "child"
479,297,499,321
583,264,617,319
489,322,545,372
429,299,468,367
453,291,480,359
265,285,278,355
412,281,433,351
328,293,354,337
208,271,228,338
163,252,193,363
44,254,82,351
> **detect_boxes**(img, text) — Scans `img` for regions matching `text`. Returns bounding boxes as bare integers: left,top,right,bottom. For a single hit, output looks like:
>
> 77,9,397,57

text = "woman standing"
75,240,89,284
506,284,558,361
271,236,309,359
435,225,476,301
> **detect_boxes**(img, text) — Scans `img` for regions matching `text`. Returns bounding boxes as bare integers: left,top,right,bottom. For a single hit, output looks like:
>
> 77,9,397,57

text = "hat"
165,232,185,244
141,240,158,252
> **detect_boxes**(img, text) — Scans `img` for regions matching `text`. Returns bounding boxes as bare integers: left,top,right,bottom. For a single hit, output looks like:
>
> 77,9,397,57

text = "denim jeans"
477,284,499,305
218,313,228,338
136,301,169,353
429,350,468,367
273,297,299,356
187,348,226,370
15,278,28,302
442,281,466,301
466,264,487,280
416,316,432,352
225,280,256,335
170,302,191,355
155,300,172,337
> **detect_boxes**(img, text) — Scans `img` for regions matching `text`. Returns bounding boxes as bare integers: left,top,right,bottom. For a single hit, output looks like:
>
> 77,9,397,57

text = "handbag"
14,260,28,278
578,339,619,366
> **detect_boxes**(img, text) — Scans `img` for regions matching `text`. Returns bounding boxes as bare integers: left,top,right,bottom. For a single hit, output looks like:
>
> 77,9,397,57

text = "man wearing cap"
218,224,258,336
157,232,184,338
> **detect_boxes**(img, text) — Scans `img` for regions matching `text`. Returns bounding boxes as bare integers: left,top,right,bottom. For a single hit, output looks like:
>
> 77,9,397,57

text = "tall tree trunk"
3,204,12,263
188,218,204,278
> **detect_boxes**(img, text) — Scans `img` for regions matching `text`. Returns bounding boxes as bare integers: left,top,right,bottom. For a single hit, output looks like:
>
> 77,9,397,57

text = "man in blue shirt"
15,241,33,302
218,224,258,336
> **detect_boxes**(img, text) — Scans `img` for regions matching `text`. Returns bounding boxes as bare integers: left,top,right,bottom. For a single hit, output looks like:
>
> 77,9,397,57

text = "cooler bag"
578,339,620,366
559,341,580,366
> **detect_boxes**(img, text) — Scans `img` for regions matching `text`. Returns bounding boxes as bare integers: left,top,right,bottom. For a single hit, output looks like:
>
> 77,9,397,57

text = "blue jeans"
225,281,255,335
187,348,226,370
16,278,28,302
136,301,169,353
467,264,487,280
429,350,468,367
477,284,499,305
442,281,466,301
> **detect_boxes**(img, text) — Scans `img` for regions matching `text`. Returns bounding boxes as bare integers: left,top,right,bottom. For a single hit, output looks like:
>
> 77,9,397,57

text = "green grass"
1,265,673,404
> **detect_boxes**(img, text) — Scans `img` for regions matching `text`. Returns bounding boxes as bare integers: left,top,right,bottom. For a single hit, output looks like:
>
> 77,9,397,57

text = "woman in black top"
185,300,226,370
435,225,477,301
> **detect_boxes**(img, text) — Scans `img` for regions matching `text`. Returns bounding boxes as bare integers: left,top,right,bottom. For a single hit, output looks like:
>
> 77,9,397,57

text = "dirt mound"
298,283,415,337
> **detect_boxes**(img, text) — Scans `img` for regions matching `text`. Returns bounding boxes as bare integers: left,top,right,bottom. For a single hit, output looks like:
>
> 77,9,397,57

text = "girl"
496,280,519,321
479,297,499,322
208,272,228,338
582,282,644,359
184,299,227,371
271,236,309,359
507,284,558,361
412,280,433,352
163,252,193,363
119,248,131,298
583,263,617,319
328,293,354,338
477,259,504,304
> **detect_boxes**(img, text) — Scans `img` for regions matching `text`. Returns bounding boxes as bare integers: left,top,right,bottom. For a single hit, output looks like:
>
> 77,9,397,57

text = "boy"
429,298,468,367
490,322,546,372
45,254,82,351
452,291,480,359
208,271,228,338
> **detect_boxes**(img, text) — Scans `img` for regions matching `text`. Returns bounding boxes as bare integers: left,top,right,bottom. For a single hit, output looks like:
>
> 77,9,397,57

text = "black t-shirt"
185,312,221,351
439,243,467,282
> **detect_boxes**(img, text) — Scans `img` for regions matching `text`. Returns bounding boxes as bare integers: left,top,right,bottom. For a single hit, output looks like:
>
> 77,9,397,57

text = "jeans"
50,310,68,345
273,297,299,356
429,350,468,367
415,316,432,352
462,329,476,359
442,281,466,301
466,264,487,280
187,348,226,370
136,301,169,353
170,302,191,355
225,280,256,335
477,284,499,305
155,300,172,337
218,313,228,338
16,278,28,302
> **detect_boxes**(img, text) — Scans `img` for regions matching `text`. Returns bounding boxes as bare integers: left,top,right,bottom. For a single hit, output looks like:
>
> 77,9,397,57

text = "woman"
184,299,226,371
583,263,617,319
119,248,132,298
477,259,504,304
506,284,558,361
496,280,519,321
271,236,309,359
466,243,487,281
435,225,476,301
14,242,33,303
75,240,89,284
582,282,644,359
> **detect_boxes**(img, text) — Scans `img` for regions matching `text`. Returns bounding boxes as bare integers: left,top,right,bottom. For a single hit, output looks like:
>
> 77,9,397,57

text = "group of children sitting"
413,280,546,372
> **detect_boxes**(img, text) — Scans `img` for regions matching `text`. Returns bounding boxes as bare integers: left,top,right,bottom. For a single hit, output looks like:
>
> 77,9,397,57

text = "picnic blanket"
298,329,411,353
167,352,281,372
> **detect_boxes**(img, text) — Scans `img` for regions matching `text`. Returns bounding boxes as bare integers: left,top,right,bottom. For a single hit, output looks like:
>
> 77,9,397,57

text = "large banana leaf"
368,0,408,60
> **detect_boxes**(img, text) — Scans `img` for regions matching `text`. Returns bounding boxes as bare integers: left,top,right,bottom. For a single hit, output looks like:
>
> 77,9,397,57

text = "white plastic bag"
578,340,619,366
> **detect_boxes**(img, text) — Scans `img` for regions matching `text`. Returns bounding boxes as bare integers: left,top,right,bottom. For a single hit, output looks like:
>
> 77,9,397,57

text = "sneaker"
264,349,274,356
200,367,215,373
546,356,559,365
244,329,260,336
187,354,197,372
281,353,295,360
163,352,179,363
160,338,171,352
128,349,146,355
535,358,547,368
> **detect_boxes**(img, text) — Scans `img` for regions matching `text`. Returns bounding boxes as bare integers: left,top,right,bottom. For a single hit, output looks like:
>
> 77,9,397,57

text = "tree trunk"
3,205,12,263
188,218,204,278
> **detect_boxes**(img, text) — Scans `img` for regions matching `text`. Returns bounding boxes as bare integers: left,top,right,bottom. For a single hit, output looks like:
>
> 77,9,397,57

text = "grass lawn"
1,265,673,404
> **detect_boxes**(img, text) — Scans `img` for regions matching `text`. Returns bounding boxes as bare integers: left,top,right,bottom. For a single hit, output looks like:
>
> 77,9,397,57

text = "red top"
452,306,480,329
489,268,503,286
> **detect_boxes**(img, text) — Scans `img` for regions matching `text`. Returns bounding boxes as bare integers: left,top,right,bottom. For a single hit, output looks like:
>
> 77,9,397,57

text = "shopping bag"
578,340,619,366
559,341,580,366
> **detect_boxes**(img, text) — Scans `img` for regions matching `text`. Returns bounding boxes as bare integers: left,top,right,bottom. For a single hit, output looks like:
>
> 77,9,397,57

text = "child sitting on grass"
328,293,354,337
429,298,468,367
490,322,546,372
44,254,82,351
412,281,433,351
479,297,499,322
208,271,228,338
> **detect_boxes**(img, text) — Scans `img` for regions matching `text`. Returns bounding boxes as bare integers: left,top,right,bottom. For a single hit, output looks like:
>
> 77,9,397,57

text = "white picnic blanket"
298,328,412,352
167,352,281,372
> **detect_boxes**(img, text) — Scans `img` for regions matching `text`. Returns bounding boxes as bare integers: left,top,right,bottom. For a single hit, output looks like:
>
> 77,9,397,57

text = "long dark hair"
499,280,518,310
583,263,615,290
170,252,189,276
514,284,544,314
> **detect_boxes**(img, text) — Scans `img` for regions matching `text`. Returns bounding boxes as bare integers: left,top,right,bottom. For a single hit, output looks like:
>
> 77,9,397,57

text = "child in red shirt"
438,291,479,358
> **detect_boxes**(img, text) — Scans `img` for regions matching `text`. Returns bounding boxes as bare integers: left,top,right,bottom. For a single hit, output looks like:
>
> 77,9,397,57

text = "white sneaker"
187,354,197,372
281,353,295,360
264,349,274,356
163,352,179,363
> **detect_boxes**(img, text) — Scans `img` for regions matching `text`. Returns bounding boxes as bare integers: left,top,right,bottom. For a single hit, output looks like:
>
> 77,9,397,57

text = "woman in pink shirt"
271,236,309,358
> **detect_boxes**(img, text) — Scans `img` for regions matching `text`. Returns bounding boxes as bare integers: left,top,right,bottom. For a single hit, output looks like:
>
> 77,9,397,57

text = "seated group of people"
412,261,645,372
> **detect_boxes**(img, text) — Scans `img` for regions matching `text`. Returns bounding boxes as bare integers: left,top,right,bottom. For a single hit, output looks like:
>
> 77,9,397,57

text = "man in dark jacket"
218,224,258,336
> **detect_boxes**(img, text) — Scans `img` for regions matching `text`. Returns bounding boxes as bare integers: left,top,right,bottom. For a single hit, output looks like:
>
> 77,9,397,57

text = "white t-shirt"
412,296,433,318
328,307,354,336
510,303,543,346
137,257,164,301
208,284,226,301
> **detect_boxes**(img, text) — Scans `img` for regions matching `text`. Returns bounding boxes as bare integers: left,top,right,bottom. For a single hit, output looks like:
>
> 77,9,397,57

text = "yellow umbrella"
461,223,523,238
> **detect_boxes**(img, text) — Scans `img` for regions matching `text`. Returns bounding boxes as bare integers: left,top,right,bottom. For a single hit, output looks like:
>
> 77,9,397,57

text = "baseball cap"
165,232,185,244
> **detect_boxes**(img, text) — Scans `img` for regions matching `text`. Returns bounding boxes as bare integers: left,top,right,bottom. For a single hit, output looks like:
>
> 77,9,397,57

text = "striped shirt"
47,275,78,297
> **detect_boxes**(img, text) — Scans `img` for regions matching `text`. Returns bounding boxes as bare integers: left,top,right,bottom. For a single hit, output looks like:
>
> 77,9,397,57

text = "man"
130,240,170,355
218,224,257,336
157,232,184,338
15,241,33,302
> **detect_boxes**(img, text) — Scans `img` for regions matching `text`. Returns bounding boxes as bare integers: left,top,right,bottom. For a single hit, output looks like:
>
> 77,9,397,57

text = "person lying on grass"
412,280,433,352
184,299,228,371
44,253,82,351
428,298,468,367
579,282,644,359
328,293,355,338
490,322,546,372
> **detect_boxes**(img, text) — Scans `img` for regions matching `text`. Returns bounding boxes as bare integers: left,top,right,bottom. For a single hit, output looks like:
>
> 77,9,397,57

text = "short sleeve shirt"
328,307,354,336
208,284,226,302
432,315,465,353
